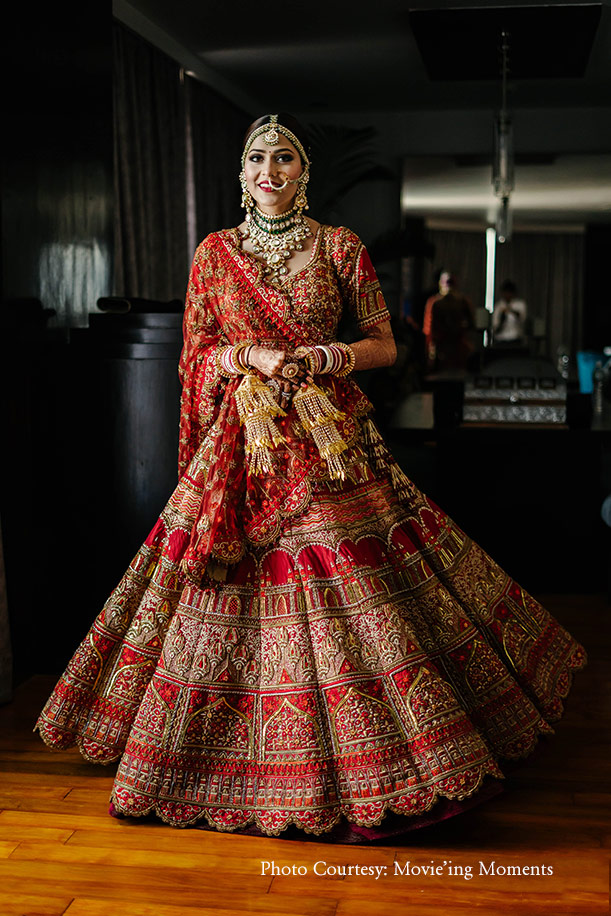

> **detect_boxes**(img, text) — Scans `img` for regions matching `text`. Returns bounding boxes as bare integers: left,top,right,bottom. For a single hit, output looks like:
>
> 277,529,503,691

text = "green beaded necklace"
245,205,312,283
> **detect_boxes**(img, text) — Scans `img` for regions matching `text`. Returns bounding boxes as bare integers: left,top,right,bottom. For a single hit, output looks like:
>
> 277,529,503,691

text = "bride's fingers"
279,382,293,405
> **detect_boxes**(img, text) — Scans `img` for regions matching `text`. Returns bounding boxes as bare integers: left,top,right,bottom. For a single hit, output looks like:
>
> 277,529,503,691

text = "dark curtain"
186,77,245,247
113,22,248,301
495,231,584,359
113,23,188,300
424,229,487,309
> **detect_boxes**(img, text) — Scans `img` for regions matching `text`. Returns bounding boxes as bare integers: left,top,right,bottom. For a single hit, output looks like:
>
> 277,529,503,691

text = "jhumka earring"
295,168,309,212
239,169,253,218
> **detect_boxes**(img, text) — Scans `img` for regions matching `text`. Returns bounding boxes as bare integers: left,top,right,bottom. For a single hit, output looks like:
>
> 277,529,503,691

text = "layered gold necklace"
244,205,312,284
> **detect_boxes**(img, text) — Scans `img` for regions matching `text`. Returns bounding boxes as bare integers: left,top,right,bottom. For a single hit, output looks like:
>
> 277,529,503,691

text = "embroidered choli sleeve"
178,239,227,476
329,227,391,333
328,227,396,371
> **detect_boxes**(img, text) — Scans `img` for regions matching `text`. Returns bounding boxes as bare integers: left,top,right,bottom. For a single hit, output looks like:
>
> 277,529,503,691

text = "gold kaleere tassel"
361,417,389,474
234,374,286,475
361,416,417,501
293,382,348,480
390,462,418,502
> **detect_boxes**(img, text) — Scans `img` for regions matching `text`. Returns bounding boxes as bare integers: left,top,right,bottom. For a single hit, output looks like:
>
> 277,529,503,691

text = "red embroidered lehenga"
36,226,586,837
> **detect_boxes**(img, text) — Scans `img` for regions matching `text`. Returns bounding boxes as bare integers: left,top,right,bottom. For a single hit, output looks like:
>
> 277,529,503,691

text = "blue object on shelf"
577,351,603,394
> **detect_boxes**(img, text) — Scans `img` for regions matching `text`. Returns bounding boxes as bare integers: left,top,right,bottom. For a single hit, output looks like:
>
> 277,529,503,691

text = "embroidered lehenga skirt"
36,226,586,836
36,442,586,836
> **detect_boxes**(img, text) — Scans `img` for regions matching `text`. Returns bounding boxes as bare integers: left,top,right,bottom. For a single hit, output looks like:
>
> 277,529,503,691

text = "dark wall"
583,224,611,349
1,3,114,682
1,4,113,323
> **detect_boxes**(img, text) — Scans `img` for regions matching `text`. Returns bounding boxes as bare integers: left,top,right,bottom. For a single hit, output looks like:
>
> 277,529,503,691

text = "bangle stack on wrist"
331,342,356,377
218,343,254,376
295,343,356,377
295,346,324,374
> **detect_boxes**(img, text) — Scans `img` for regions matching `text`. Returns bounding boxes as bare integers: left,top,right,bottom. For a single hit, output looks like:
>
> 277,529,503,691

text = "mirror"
400,154,611,364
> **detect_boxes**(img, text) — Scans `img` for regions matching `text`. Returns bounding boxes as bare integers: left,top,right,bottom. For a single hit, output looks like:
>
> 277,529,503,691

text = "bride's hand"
248,346,285,377
247,347,310,403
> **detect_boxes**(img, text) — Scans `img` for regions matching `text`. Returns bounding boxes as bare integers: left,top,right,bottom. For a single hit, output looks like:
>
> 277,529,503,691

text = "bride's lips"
258,181,282,191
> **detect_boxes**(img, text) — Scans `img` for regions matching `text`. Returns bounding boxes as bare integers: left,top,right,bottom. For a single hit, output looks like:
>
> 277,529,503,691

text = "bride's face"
243,134,304,213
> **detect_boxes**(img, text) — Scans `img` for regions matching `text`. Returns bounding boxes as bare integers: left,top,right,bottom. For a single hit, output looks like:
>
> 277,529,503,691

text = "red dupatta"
176,230,375,583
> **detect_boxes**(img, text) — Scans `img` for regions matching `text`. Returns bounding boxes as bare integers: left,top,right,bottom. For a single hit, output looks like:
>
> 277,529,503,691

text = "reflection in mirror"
401,154,611,364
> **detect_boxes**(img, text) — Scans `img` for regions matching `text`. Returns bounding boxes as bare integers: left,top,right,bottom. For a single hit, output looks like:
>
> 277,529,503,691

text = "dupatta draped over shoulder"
162,226,391,582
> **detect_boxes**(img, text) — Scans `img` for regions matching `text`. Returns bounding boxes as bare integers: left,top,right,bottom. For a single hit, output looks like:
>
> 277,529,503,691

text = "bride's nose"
261,159,277,175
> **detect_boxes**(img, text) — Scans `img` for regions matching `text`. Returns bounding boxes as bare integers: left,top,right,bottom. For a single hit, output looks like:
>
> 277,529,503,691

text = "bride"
36,113,586,839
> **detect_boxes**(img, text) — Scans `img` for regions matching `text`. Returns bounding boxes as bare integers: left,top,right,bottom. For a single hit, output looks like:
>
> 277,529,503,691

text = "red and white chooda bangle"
217,343,254,376
295,342,356,377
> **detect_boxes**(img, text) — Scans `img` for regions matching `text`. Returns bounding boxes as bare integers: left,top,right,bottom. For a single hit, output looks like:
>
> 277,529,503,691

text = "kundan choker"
244,205,312,283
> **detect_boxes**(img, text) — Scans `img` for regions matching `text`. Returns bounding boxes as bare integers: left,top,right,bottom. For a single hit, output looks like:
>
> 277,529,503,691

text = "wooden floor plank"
60,786,124,802
0,892,74,916
0,839,20,857
573,792,611,808
0,784,73,800
0,770,115,789
335,893,607,916
0,795,112,815
0,862,336,915
63,829,395,865
0,824,74,844
9,838,391,873
0,856,272,892
0,809,155,833
63,897,333,916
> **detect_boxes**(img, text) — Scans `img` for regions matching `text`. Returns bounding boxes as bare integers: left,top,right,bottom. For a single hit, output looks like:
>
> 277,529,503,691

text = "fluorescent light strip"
485,227,496,314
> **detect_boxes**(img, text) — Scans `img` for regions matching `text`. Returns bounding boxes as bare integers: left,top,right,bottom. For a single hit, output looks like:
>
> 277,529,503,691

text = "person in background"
424,270,475,371
422,268,451,365
492,279,527,345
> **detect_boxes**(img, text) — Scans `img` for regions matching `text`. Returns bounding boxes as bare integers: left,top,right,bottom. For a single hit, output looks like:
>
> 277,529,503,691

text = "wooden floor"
0,595,609,916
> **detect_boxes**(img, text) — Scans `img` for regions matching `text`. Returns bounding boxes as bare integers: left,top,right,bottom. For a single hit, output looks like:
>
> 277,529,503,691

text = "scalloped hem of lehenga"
109,757,504,838
109,712,574,838
196,779,509,843
107,780,508,842
34,722,124,765
539,647,587,722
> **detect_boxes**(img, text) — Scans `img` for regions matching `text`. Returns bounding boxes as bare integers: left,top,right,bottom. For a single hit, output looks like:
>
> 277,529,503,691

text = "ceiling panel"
117,0,611,112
